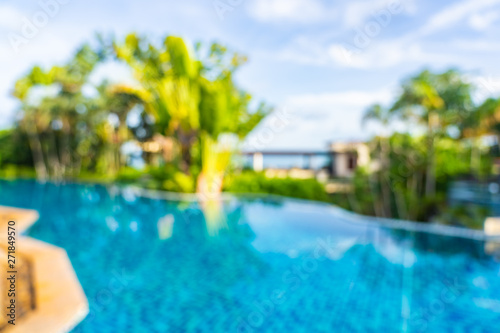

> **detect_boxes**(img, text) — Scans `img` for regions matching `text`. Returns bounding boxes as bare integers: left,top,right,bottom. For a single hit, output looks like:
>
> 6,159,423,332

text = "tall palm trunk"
47,130,63,180
117,120,130,171
369,172,384,217
408,173,417,220
425,114,437,197
176,128,195,174
425,135,436,196
380,138,392,218
26,120,47,180
394,188,408,220
60,119,72,176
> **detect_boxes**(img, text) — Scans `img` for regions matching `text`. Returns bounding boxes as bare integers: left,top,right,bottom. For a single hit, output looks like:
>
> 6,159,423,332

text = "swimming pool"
1,179,499,332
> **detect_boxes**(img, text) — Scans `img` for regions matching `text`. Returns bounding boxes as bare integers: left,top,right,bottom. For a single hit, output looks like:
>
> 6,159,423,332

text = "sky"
1,0,500,150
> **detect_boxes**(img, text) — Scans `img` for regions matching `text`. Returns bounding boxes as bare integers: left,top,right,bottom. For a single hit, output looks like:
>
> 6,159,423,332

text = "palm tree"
467,98,500,141
196,71,269,199
114,34,202,173
114,34,270,195
13,45,102,179
18,105,49,180
363,104,394,217
390,69,474,197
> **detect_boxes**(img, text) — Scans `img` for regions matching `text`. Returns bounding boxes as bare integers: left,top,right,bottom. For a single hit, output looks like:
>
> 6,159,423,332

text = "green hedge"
224,171,330,202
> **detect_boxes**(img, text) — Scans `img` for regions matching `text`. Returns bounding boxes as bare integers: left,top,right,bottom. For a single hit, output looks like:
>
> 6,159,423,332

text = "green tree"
363,104,393,217
390,69,474,196
13,45,101,179
114,34,270,195
469,98,500,145
114,34,202,173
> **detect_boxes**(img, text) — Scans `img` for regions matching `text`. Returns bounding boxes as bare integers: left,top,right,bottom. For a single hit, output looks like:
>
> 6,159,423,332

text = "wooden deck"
1,206,88,333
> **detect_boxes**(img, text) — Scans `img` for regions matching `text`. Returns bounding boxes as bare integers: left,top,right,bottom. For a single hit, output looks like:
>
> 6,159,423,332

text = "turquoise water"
1,179,499,332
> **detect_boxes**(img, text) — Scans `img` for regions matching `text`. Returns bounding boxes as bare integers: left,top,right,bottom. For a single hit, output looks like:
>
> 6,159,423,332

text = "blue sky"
1,0,500,149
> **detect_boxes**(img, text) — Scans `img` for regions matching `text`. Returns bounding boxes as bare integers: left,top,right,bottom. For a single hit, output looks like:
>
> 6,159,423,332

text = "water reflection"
1,179,500,332
198,197,228,236
157,214,174,240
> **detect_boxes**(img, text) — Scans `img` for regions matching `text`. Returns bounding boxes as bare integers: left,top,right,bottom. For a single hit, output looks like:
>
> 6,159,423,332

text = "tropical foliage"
6,34,270,196
335,69,499,228
224,171,330,202
3,36,500,229
112,34,270,197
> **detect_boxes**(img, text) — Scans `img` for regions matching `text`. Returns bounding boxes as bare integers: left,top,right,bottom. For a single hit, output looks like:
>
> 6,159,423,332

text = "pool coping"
1,206,88,333
0,206,40,236
333,206,500,241
120,185,500,241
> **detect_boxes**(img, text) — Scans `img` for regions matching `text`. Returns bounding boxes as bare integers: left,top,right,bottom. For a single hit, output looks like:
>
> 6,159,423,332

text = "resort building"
242,141,371,180
329,142,371,178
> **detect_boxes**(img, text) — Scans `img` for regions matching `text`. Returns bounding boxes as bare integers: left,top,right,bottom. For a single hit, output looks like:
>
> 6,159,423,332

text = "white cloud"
418,0,500,36
247,0,332,23
451,39,500,51
468,11,500,30
294,0,500,71
343,0,417,29
0,4,23,30
327,0,500,68
274,36,332,66
243,88,394,149
330,41,429,69
0,28,82,129
274,0,500,70
328,44,357,67
465,74,500,102
277,37,437,69
287,90,393,110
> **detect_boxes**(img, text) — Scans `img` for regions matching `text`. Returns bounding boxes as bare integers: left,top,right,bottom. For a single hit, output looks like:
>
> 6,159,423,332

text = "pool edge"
1,207,88,333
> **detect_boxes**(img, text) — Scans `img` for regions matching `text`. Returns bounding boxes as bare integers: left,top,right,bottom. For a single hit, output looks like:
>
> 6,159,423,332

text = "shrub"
224,171,330,202
115,167,144,183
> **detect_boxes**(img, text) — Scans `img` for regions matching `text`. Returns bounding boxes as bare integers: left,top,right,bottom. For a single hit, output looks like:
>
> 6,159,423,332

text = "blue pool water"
1,179,500,332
